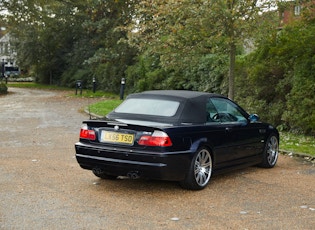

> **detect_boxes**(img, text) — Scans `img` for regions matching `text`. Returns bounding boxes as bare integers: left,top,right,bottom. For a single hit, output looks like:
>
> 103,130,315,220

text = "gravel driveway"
0,87,314,229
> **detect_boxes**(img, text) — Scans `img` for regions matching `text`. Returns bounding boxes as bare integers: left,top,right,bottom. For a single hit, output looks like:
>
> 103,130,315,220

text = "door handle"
225,127,232,133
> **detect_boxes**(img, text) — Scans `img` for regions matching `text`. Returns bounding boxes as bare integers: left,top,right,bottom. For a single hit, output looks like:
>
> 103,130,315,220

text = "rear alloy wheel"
180,148,212,190
259,134,279,168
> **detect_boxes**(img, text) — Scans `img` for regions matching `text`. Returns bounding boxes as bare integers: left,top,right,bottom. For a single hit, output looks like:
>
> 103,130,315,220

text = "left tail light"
79,124,96,140
138,130,172,147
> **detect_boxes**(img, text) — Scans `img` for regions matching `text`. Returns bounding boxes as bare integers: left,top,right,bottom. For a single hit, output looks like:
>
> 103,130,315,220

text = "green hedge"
0,82,8,95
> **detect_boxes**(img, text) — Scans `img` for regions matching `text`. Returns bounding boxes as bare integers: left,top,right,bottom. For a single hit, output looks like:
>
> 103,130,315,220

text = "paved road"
0,87,314,229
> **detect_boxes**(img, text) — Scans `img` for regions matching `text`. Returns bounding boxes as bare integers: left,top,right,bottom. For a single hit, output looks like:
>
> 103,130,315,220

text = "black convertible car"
75,90,279,190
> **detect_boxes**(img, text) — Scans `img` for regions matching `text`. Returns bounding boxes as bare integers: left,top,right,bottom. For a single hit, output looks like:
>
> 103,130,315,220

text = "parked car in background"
4,66,20,78
75,90,279,190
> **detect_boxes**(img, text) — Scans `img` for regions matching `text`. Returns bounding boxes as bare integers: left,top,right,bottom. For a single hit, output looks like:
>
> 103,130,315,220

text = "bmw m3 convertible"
75,90,279,190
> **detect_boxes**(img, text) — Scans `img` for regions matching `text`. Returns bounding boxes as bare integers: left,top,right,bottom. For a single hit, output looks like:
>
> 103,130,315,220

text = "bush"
0,82,8,95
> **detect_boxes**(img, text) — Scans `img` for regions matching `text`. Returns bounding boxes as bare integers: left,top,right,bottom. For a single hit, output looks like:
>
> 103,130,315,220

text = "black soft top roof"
107,90,226,124
131,90,220,99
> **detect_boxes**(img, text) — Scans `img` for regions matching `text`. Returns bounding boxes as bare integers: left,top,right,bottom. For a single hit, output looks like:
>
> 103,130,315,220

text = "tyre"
180,147,213,190
259,134,279,168
92,168,117,180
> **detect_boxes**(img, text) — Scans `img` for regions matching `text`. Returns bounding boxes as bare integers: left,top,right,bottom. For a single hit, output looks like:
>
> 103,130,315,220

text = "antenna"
88,103,92,120
87,95,92,120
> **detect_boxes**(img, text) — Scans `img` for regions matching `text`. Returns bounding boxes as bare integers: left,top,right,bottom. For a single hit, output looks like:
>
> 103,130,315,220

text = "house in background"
278,0,315,27
0,32,19,77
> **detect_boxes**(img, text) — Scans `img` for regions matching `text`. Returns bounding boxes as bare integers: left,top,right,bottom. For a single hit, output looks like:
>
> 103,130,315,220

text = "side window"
209,98,247,123
206,99,219,123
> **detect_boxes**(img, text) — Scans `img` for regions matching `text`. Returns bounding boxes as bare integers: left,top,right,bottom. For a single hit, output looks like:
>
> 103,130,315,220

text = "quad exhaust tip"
127,171,140,179
92,167,105,175
92,168,140,179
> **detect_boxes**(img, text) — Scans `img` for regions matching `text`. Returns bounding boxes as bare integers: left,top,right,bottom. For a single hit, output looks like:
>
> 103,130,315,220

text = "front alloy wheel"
180,148,212,190
259,134,279,168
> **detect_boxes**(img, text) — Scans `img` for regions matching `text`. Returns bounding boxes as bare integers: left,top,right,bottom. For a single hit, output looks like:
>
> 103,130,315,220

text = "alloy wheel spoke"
194,150,212,186
267,136,279,165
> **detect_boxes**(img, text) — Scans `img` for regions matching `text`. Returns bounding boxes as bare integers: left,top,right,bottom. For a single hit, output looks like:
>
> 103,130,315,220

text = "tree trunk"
49,70,53,85
228,42,236,100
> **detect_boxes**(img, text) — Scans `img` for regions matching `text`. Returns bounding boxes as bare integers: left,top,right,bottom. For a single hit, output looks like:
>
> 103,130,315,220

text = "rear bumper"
75,142,192,181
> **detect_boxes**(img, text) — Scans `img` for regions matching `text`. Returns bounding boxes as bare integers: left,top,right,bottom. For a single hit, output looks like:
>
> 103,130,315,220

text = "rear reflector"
138,130,172,147
80,124,96,140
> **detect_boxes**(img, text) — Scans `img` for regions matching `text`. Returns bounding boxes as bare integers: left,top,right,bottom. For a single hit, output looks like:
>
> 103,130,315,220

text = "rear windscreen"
115,98,180,117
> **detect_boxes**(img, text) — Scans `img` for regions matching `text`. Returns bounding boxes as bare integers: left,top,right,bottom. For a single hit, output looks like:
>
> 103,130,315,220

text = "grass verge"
280,132,315,157
7,82,118,98
88,99,123,117
7,82,70,90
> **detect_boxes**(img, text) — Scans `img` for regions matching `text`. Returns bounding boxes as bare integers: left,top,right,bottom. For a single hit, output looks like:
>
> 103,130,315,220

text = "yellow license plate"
101,131,134,145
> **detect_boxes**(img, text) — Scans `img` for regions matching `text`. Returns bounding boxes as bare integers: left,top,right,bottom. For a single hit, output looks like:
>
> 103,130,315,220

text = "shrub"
0,82,8,95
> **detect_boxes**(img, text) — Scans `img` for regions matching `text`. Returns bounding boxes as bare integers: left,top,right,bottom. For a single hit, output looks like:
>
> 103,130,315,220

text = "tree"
82,0,138,92
237,14,315,135
130,0,277,99
3,0,138,91
3,0,83,84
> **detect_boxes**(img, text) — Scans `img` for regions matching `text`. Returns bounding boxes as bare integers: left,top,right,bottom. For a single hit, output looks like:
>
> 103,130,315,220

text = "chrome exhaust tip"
127,171,140,179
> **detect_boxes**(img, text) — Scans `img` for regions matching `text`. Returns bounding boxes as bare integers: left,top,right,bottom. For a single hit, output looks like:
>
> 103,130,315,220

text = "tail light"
80,124,96,140
138,130,172,147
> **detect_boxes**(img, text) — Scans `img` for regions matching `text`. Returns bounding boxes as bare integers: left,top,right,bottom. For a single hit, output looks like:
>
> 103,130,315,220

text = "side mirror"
248,114,260,122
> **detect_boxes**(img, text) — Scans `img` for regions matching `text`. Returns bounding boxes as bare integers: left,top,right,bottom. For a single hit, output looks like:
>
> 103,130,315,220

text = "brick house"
279,0,315,27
